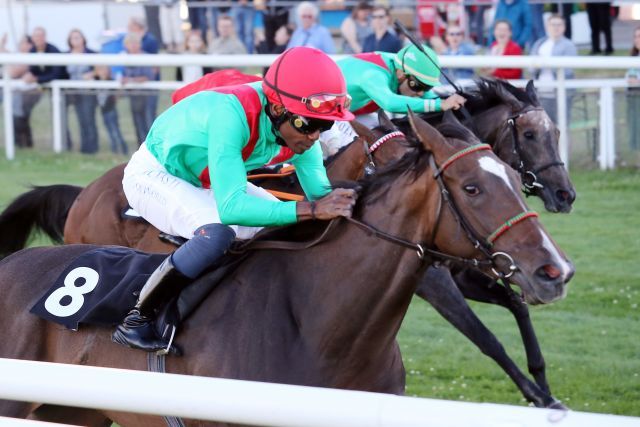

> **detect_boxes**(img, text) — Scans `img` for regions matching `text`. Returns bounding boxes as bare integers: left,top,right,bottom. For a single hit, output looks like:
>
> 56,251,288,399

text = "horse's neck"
469,104,511,147
290,173,437,371
325,139,367,181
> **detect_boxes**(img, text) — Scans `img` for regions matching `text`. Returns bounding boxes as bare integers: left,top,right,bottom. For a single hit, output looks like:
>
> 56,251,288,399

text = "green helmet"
394,44,442,87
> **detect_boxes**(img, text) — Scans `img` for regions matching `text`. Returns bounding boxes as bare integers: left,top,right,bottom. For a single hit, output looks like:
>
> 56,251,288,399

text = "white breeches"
122,143,278,240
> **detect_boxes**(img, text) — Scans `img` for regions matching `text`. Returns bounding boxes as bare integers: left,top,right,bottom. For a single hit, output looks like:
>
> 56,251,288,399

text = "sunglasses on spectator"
372,14,387,19
301,14,314,18
289,114,334,135
407,76,432,93
447,31,463,36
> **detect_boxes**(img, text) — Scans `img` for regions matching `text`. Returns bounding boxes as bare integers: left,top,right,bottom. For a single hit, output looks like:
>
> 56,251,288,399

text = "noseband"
505,108,565,196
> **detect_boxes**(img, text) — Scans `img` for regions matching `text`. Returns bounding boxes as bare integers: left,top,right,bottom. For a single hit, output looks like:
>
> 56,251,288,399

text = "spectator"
626,27,640,150
122,32,157,145
550,3,573,39
489,0,531,49
340,1,373,54
362,5,402,54
65,29,99,154
441,24,475,81
287,2,335,54
94,65,128,155
530,15,577,123
586,2,613,55
21,27,66,148
0,34,40,148
128,16,160,133
178,30,210,83
256,24,293,74
529,1,545,48
485,20,522,79
231,0,255,53
209,14,247,55
188,0,209,42
465,3,490,46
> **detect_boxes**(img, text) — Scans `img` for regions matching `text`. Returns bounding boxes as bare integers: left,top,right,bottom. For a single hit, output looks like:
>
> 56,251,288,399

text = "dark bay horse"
0,113,573,426
395,78,576,213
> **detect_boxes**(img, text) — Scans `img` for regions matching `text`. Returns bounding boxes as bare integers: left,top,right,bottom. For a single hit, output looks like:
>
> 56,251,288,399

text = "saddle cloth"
30,247,165,330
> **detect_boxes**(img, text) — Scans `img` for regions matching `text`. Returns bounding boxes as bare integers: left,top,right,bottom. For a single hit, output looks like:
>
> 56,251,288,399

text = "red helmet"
263,47,354,122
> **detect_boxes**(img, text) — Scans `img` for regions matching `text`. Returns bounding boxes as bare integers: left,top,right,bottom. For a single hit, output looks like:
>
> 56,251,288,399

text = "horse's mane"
462,78,535,114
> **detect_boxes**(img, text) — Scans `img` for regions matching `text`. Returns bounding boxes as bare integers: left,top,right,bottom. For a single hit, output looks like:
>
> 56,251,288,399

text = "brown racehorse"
0,113,573,426
0,111,570,407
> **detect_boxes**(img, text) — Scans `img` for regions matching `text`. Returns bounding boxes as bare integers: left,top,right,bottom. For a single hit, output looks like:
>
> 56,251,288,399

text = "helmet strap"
265,103,288,147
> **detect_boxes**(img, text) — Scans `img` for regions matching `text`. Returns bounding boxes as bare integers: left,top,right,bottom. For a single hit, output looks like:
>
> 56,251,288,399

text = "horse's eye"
524,130,534,139
464,185,480,196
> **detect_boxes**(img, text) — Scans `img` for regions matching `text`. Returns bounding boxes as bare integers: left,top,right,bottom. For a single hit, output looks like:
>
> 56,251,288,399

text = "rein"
504,108,565,196
236,142,537,281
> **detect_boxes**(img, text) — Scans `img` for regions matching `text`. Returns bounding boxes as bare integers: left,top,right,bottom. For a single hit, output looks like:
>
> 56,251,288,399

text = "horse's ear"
525,80,541,107
408,108,447,152
496,82,523,112
377,110,396,131
350,119,376,142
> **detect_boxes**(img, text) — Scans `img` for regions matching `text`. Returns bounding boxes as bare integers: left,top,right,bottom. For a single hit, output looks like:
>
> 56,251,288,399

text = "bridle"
239,133,538,282
361,130,406,177
503,107,565,197
348,142,539,280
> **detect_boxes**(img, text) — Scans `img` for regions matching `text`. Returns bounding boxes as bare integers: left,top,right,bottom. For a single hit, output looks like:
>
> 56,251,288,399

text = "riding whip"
393,19,473,122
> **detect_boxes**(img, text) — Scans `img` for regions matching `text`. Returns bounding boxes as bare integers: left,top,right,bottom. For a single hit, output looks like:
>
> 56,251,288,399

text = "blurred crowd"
1,0,639,154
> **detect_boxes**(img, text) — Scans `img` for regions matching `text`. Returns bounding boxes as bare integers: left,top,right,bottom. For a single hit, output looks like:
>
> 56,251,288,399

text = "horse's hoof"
547,400,568,411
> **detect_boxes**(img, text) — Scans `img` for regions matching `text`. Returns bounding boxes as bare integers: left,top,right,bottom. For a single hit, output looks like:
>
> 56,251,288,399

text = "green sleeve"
208,103,298,227
360,69,442,113
291,142,331,201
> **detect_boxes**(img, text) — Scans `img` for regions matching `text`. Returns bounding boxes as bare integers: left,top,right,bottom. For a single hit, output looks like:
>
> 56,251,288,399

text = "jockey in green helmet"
318,44,466,156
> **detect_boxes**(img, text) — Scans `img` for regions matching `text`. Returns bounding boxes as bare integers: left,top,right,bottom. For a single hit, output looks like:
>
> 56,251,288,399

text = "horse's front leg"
415,265,559,408
452,269,550,395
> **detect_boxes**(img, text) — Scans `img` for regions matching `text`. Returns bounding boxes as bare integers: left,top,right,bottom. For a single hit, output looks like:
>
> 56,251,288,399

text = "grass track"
0,151,638,416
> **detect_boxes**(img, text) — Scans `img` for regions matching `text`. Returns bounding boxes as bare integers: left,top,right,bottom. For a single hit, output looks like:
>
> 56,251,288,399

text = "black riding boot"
112,223,236,354
112,256,189,353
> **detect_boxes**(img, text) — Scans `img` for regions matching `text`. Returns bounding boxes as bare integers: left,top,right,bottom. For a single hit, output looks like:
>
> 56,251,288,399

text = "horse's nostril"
536,264,561,281
556,190,570,202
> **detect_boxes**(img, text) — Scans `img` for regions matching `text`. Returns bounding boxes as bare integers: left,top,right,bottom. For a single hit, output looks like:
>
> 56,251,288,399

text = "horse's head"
408,110,574,305
492,80,576,213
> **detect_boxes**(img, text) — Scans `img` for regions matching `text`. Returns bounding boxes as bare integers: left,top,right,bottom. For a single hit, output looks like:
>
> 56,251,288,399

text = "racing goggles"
263,78,352,115
289,114,334,135
407,75,432,93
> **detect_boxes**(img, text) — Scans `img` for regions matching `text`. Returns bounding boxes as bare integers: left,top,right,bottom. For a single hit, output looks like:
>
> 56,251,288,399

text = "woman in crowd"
340,1,373,54
626,27,640,150
66,28,99,154
486,19,522,79
177,30,210,83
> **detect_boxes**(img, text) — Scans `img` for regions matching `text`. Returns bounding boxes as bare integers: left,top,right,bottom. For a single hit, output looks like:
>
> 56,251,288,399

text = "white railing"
1,53,639,168
1,358,639,427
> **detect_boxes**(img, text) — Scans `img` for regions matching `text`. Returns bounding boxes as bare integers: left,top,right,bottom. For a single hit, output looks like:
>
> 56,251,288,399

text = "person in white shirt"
530,14,577,123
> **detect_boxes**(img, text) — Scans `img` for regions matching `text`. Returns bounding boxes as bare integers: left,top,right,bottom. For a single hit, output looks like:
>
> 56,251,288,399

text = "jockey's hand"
441,94,467,111
298,188,358,221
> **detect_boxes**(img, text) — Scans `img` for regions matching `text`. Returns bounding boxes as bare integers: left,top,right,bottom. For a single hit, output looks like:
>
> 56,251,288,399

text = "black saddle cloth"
30,247,245,331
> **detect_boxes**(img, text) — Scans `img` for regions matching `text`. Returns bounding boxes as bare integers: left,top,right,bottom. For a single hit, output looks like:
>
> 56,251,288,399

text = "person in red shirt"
487,19,523,79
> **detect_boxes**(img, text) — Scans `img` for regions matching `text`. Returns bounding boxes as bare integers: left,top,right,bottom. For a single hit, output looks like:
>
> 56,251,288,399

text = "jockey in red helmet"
113,47,357,354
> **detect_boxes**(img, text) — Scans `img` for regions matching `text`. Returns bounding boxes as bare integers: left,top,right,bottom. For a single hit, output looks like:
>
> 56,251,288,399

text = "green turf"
0,152,638,416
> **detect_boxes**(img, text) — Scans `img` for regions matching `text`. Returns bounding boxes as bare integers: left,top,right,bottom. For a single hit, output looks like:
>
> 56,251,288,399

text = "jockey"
319,44,467,155
112,47,357,353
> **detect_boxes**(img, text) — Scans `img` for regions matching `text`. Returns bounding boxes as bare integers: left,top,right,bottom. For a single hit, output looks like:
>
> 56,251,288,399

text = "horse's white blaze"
543,117,552,133
478,156,517,194
540,231,572,278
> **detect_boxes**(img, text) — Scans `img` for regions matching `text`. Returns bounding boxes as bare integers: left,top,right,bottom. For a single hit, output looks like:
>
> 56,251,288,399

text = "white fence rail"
2,53,640,168
1,358,639,427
